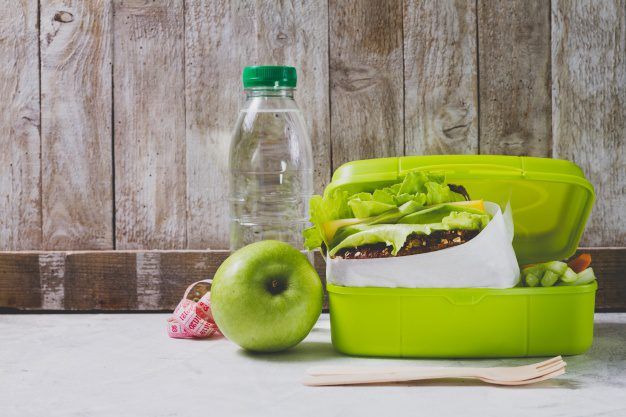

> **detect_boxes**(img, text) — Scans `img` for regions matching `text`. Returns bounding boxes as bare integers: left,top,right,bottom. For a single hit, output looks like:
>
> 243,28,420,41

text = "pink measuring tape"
166,279,222,339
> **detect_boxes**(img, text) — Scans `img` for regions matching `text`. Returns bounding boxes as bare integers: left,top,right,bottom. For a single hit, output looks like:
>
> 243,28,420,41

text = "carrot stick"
568,253,592,273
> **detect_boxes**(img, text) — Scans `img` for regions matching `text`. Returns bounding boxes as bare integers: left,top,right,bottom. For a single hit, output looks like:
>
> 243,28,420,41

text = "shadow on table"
237,341,338,362
237,318,626,380
350,378,582,389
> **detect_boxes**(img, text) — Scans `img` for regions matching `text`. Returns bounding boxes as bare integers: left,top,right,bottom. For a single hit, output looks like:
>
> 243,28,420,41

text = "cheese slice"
448,199,485,212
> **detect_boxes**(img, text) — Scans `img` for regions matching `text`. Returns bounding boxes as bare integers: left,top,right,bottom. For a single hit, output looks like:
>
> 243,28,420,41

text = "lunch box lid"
325,155,595,265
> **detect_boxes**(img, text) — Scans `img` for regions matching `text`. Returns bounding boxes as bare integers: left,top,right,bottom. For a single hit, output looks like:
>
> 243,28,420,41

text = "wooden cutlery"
303,356,566,386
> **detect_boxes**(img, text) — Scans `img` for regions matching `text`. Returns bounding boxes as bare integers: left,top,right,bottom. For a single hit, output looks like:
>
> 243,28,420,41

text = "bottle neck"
245,88,295,99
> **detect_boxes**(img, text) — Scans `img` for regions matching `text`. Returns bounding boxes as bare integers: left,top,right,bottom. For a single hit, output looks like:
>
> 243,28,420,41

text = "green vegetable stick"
572,268,596,286
522,265,543,278
560,267,579,284
525,273,539,287
541,270,559,287
543,261,568,276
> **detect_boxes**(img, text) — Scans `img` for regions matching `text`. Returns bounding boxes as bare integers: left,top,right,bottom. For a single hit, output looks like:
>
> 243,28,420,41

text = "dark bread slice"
332,229,480,260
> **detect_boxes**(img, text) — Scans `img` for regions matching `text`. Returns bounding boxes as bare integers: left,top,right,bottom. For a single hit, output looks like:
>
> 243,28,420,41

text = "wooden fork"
303,356,566,386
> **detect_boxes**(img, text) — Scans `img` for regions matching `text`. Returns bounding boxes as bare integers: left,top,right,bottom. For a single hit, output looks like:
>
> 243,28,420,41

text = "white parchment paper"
326,202,520,288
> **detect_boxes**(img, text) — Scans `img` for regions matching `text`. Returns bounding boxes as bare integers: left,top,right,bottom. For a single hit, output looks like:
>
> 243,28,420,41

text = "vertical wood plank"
403,0,478,155
114,0,186,249
254,1,330,195
552,0,626,246
0,0,41,250
184,1,256,249
40,0,113,249
329,0,404,168
185,1,329,249
478,0,551,156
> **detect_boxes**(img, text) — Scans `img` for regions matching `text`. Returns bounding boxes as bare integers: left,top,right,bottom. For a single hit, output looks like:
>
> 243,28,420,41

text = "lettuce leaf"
303,226,323,251
372,189,396,205
394,193,414,205
424,181,464,205
398,204,486,225
302,170,470,252
398,171,429,194
328,223,447,257
347,192,396,218
348,200,396,219
329,200,427,248
305,190,353,250
328,211,490,257
346,171,460,218
442,211,491,230
368,200,424,225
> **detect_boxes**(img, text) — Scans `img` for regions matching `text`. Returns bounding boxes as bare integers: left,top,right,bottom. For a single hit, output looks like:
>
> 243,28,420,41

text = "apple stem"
267,278,287,295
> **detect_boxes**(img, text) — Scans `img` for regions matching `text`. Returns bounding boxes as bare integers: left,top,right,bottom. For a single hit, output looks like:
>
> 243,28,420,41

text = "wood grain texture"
478,0,551,156
254,0,330,195
329,0,404,168
154,251,228,308
114,0,186,249
1,1,625,251
40,0,113,250
38,252,65,309
64,251,137,309
184,1,252,249
185,0,329,249
403,0,478,155
573,249,626,312
0,0,41,250
552,0,626,247
0,253,41,309
0,248,621,311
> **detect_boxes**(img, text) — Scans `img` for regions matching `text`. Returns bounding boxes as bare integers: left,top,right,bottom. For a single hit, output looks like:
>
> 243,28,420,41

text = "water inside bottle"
229,108,313,252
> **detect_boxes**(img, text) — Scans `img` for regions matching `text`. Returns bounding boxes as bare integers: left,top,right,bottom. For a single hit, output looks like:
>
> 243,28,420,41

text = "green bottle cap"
242,66,297,88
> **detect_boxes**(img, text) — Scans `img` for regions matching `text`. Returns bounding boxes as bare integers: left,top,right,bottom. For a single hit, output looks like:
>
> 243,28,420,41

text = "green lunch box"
325,155,596,358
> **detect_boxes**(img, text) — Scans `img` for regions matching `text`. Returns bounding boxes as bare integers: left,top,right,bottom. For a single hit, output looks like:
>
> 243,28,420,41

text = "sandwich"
303,171,492,260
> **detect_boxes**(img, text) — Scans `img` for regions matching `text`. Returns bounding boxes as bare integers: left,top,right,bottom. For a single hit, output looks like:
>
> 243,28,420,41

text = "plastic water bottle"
229,66,313,251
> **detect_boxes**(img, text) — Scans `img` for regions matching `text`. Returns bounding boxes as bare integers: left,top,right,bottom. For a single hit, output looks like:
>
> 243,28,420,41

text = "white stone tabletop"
1,313,625,417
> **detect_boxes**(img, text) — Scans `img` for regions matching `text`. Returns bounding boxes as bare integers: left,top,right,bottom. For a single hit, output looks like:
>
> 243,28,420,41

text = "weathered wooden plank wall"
184,0,329,249
330,0,405,166
552,0,625,247
403,0,478,155
478,0,552,156
0,0,40,250
1,0,624,250
41,0,113,250
0,0,624,311
114,0,187,249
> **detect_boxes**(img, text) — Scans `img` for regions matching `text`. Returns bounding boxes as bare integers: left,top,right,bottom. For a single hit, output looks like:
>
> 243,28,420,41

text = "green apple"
211,240,323,352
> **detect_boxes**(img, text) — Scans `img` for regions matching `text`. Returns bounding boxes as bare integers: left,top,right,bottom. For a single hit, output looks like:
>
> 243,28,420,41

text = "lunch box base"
328,282,597,358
